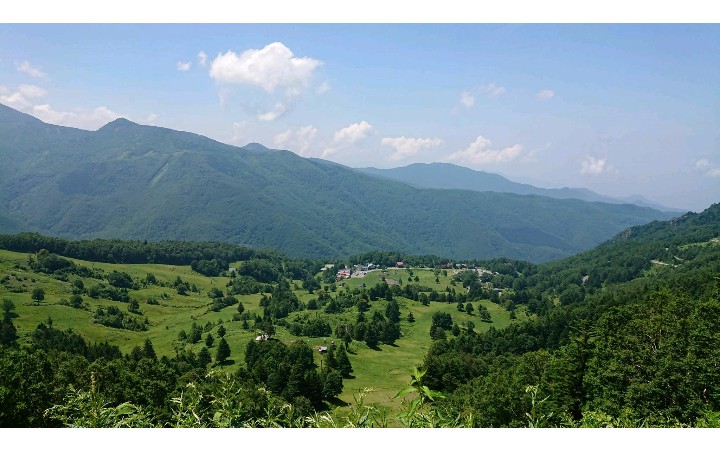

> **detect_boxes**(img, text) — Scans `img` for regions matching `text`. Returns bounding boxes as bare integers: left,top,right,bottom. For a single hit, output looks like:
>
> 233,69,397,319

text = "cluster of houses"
334,263,380,280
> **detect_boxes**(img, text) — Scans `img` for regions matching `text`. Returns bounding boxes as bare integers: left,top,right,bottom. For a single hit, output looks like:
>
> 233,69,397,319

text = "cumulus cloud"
316,81,331,94
177,61,192,72
15,60,46,79
257,102,287,122
332,121,372,146
0,84,47,110
479,82,506,97
322,121,373,157
209,42,322,96
381,136,443,162
274,125,318,155
31,104,122,130
695,159,720,177
460,91,475,108
536,89,555,100
580,156,611,175
197,51,208,66
445,135,523,166
1,83,127,130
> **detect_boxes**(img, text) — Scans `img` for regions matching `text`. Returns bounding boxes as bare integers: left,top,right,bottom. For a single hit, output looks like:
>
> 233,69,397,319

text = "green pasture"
1,249,524,414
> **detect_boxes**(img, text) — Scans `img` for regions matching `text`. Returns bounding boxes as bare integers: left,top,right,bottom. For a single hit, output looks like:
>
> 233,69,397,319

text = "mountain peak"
243,142,272,152
97,117,139,131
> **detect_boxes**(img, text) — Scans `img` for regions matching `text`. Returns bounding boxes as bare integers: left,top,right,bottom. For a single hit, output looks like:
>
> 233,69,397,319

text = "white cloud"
274,129,292,146
0,85,8,94
15,60,46,79
460,91,475,108
209,42,322,96
323,120,373,157
1,83,127,130
457,83,505,109
381,136,443,162
536,89,555,100
0,84,47,110
295,125,318,151
177,61,192,72
445,135,523,166
31,104,122,130
521,142,552,163
695,159,720,177
145,113,158,125
580,156,610,175
274,125,318,155
228,121,247,144
332,121,372,146
479,82,506,97
197,51,208,66
257,102,287,122
19,84,46,98
316,81,331,94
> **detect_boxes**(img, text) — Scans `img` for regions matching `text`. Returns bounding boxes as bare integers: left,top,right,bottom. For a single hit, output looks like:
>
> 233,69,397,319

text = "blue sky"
1,23,718,211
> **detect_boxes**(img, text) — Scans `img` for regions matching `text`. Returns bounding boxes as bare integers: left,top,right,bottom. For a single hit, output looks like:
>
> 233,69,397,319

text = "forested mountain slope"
421,203,720,426
0,103,673,262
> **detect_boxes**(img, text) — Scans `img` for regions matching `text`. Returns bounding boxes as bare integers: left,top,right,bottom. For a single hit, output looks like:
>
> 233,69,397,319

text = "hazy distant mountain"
0,103,676,262
358,163,683,212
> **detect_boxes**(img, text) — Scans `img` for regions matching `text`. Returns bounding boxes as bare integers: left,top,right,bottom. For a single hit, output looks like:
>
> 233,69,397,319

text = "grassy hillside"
0,247,523,412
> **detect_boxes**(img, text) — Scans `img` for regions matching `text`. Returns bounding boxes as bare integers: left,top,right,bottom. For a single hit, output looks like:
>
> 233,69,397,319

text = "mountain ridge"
0,103,677,262
357,162,683,212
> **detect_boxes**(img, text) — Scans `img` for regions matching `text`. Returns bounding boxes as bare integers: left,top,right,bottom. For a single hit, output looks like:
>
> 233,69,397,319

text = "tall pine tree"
216,337,231,363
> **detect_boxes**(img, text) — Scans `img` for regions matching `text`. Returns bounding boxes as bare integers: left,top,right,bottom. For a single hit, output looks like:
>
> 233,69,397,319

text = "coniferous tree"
451,323,461,337
1,299,18,347
336,344,353,377
216,337,231,363
382,321,401,345
205,333,215,347
321,369,344,399
364,324,380,349
197,347,212,369
385,300,400,323
465,302,474,315
325,346,338,370
142,338,157,360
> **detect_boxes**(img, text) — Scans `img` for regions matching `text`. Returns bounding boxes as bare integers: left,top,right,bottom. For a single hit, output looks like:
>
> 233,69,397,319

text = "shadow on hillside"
325,396,350,407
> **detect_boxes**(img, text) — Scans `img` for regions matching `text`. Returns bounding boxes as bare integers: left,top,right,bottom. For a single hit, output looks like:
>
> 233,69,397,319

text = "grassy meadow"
0,249,525,413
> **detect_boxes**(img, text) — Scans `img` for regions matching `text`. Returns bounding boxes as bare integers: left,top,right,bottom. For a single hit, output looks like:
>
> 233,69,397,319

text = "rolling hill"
0,103,676,262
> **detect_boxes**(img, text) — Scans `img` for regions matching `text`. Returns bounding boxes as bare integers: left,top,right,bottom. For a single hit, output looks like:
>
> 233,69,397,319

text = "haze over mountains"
0,103,677,262
359,163,683,212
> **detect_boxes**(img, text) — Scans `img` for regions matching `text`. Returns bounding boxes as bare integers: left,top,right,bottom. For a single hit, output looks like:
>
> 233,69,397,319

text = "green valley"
1,202,719,427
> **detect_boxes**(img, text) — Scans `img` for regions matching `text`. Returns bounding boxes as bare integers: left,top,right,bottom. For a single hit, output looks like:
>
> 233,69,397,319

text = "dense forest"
1,203,719,427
